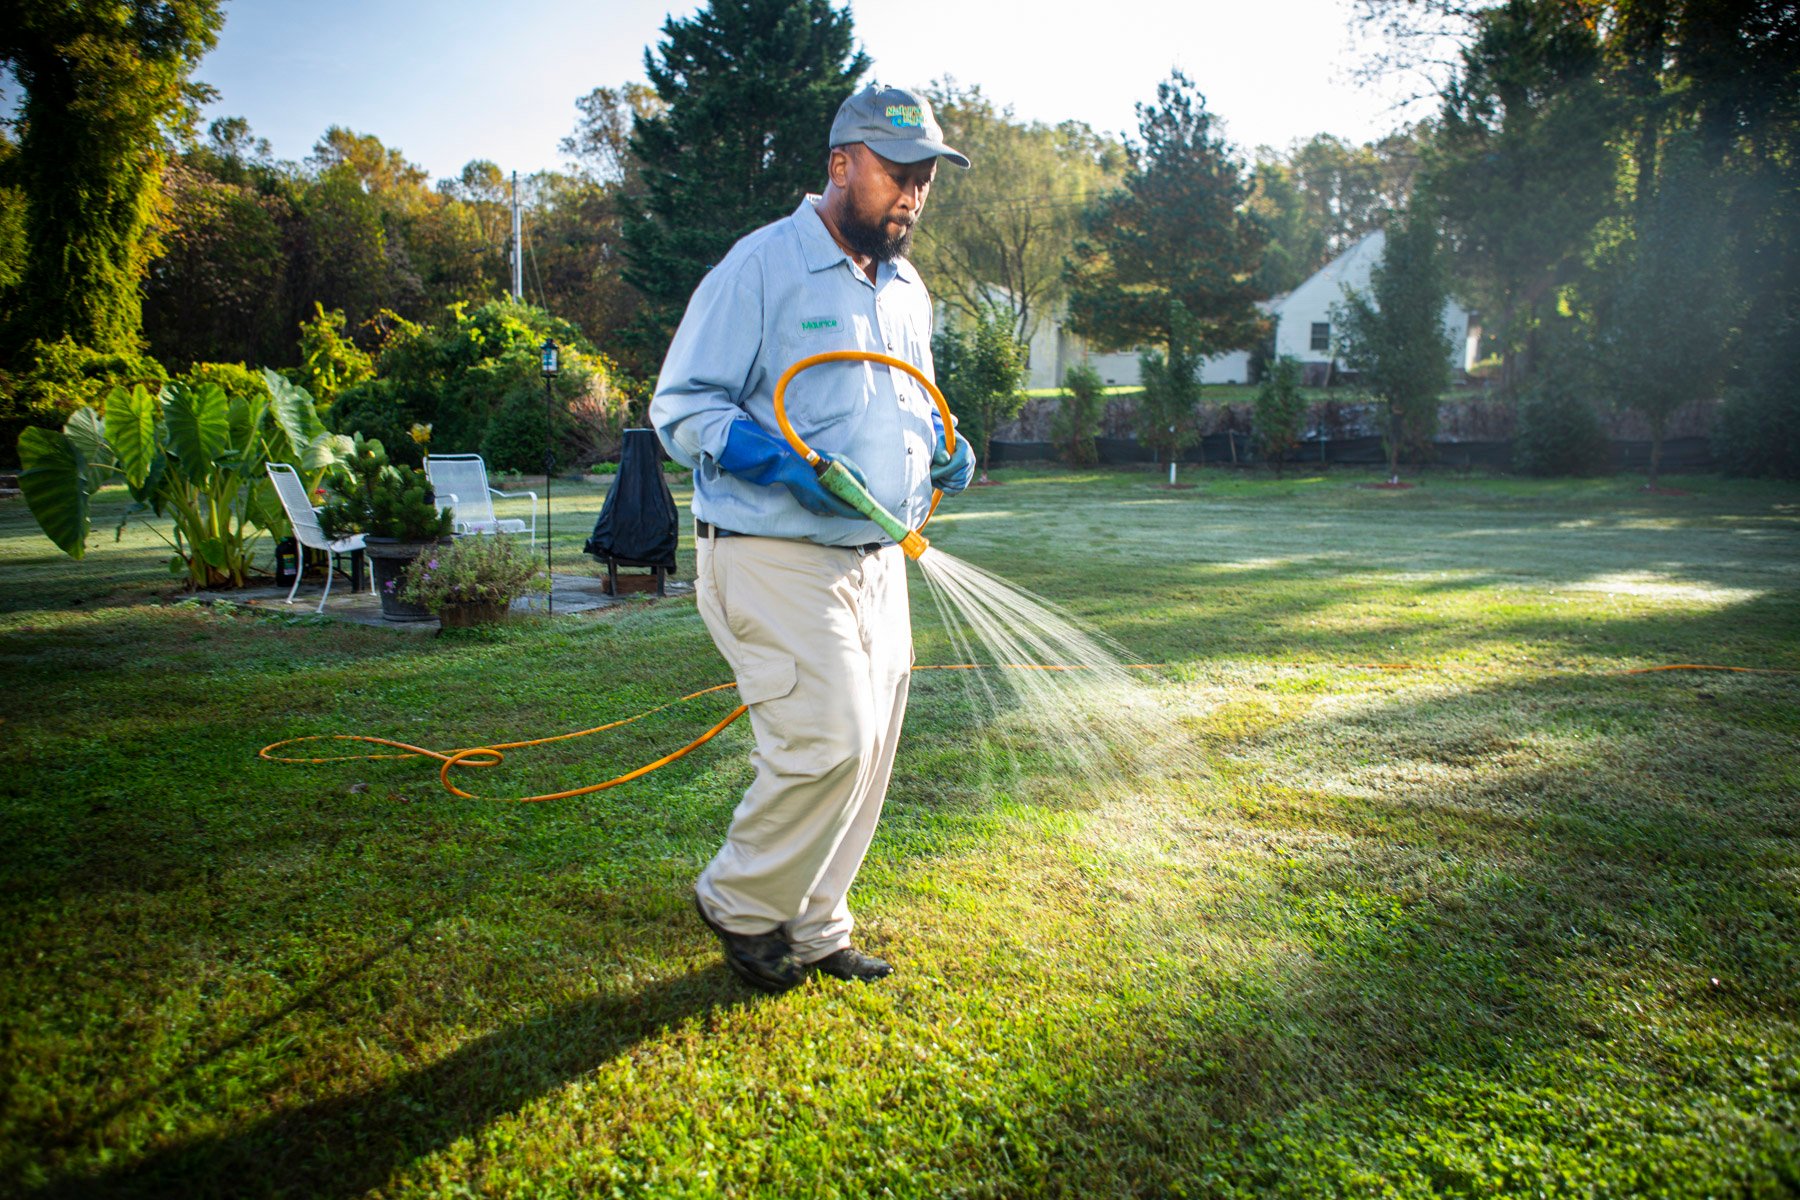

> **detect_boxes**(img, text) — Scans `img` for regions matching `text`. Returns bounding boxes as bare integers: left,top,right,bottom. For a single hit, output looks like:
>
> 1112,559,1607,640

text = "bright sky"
196,0,1427,185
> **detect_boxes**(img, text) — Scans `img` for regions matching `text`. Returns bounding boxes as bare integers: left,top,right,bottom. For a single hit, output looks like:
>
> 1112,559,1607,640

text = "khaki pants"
693,534,912,962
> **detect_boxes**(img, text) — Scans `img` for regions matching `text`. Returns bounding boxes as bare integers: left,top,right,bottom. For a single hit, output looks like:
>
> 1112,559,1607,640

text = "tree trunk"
1647,414,1666,490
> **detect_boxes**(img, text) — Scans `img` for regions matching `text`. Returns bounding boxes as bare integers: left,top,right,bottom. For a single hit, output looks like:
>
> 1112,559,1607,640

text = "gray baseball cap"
829,84,971,169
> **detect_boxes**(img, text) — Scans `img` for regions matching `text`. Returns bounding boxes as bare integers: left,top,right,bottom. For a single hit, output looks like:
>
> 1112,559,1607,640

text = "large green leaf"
64,405,112,467
300,431,353,473
264,369,326,447
103,385,159,490
18,427,91,559
163,382,231,484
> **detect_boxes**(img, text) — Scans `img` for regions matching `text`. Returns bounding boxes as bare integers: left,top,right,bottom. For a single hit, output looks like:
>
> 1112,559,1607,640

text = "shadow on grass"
32,966,762,1199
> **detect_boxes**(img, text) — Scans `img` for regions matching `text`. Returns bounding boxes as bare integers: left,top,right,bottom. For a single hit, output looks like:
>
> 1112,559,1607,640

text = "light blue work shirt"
649,196,941,547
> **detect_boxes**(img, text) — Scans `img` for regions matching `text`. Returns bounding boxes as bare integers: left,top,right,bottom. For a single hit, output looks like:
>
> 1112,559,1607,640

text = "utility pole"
510,171,523,301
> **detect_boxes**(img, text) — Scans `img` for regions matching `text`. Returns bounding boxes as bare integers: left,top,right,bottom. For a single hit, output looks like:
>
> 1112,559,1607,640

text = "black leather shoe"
693,894,807,994
811,946,893,982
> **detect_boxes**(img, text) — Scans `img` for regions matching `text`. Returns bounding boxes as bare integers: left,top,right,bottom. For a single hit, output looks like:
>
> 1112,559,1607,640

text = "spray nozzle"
775,350,954,562
815,458,931,559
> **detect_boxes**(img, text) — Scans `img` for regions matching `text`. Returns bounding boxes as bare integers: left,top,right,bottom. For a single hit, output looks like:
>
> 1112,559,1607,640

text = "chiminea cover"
585,428,678,569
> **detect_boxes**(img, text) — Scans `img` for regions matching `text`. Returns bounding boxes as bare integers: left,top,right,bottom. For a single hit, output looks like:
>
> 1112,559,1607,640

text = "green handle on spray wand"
772,350,953,561
815,457,929,556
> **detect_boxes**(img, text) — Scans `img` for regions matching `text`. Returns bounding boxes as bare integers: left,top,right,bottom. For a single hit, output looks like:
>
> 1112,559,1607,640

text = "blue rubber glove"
930,419,977,495
716,417,869,520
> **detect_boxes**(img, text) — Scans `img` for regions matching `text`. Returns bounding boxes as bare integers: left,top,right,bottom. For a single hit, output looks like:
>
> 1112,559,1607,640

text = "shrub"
1714,306,1800,479
1051,363,1104,467
0,337,168,465
175,362,273,406
1253,356,1306,475
1513,377,1609,476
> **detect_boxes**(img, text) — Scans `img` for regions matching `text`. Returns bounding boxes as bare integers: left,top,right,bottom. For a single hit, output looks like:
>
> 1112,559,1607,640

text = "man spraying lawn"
649,84,976,993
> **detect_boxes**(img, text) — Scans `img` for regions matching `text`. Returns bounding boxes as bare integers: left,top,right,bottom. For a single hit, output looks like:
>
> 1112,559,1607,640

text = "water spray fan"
772,350,955,560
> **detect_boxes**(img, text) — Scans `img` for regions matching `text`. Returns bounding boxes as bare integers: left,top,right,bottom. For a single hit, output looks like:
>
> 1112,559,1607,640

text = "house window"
1310,322,1331,353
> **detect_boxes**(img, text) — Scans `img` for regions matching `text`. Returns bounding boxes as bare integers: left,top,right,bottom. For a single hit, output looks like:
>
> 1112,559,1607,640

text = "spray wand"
772,350,955,560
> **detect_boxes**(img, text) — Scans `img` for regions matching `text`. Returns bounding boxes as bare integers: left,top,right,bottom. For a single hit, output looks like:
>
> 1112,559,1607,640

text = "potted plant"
318,434,454,622
398,534,548,627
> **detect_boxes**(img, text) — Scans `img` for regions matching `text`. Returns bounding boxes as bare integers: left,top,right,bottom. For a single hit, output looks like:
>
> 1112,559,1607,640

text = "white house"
1270,230,1479,385
1008,228,1478,390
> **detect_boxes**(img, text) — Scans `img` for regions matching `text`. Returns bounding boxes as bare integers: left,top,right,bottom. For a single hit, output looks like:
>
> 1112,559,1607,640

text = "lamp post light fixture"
540,337,559,615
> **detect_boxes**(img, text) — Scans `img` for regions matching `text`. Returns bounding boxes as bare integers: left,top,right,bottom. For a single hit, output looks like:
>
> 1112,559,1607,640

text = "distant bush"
1253,356,1306,474
0,337,167,465
328,299,627,471
1513,377,1609,476
175,362,273,406
1050,363,1103,467
1714,307,1800,479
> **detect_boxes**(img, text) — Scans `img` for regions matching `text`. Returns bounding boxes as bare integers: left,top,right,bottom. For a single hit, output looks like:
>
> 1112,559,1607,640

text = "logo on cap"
885,104,924,129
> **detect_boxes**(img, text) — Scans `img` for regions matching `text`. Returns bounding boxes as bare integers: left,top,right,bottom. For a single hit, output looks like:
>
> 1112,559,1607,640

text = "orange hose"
262,661,1789,804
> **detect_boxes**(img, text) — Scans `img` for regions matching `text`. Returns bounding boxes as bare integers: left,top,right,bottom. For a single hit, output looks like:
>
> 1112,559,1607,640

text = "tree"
1050,363,1105,468
933,309,1025,483
1599,142,1735,489
1135,301,1206,483
623,0,869,362
1253,356,1307,476
561,84,665,188
1426,0,1618,389
0,1,225,355
1334,205,1454,483
914,82,1125,347
141,157,291,368
1064,70,1267,357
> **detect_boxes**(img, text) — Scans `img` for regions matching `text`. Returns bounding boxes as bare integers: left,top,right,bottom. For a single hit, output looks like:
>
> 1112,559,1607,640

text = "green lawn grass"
2,469,1797,1197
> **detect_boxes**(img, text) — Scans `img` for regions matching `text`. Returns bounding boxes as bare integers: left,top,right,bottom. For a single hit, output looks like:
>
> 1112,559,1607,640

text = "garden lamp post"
540,337,559,615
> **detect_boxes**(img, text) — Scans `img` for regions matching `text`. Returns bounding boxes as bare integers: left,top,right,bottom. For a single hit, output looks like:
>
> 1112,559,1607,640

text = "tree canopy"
0,0,225,355
622,0,869,364
1063,71,1267,356
914,82,1125,349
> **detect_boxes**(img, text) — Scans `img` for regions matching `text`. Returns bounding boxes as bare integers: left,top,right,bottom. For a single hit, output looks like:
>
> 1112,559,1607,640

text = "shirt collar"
793,196,920,287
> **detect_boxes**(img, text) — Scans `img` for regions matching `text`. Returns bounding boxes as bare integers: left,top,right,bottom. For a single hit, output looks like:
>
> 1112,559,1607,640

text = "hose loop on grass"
261,661,1787,804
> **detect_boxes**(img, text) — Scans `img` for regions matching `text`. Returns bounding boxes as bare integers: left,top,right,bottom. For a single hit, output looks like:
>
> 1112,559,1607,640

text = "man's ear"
827,145,854,189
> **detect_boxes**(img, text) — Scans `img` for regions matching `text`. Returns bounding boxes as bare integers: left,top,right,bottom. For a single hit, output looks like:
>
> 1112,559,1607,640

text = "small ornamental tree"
933,309,1025,483
1136,301,1205,483
1334,204,1453,482
1051,363,1105,467
1253,355,1306,476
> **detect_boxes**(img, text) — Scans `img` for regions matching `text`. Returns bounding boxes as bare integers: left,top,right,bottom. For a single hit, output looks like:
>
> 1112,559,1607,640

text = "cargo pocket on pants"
735,651,798,706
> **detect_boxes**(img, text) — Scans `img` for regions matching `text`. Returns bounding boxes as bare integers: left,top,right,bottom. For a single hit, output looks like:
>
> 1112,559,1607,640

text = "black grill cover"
585,428,678,569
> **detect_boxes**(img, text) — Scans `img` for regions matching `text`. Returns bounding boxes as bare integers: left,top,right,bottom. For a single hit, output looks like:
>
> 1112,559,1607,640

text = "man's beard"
840,209,915,262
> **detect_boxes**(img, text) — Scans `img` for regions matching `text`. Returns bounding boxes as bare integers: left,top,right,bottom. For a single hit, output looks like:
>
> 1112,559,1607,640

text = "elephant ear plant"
17,370,351,589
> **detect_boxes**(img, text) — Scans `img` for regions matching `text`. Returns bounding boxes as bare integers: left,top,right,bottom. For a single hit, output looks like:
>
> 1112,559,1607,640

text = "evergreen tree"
1,1,225,355
1334,204,1454,482
1064,70,1267,357
622,0,869,363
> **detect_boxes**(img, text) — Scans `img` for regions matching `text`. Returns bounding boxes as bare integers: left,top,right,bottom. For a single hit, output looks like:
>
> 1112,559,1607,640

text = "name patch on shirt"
798,316,839,335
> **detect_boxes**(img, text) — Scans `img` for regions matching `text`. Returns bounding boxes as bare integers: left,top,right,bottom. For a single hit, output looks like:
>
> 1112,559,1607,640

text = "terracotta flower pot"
437,600,511,628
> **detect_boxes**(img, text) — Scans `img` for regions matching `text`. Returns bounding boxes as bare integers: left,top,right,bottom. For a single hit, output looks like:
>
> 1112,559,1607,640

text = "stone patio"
202,570,691,628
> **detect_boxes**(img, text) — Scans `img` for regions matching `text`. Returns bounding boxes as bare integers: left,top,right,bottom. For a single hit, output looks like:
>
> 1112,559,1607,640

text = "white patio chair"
266,463,373,613
425,453,537,546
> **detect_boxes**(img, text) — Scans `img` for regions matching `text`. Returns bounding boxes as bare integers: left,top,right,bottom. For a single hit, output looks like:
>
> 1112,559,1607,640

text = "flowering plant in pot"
398,535,548,627
317,434,454,621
